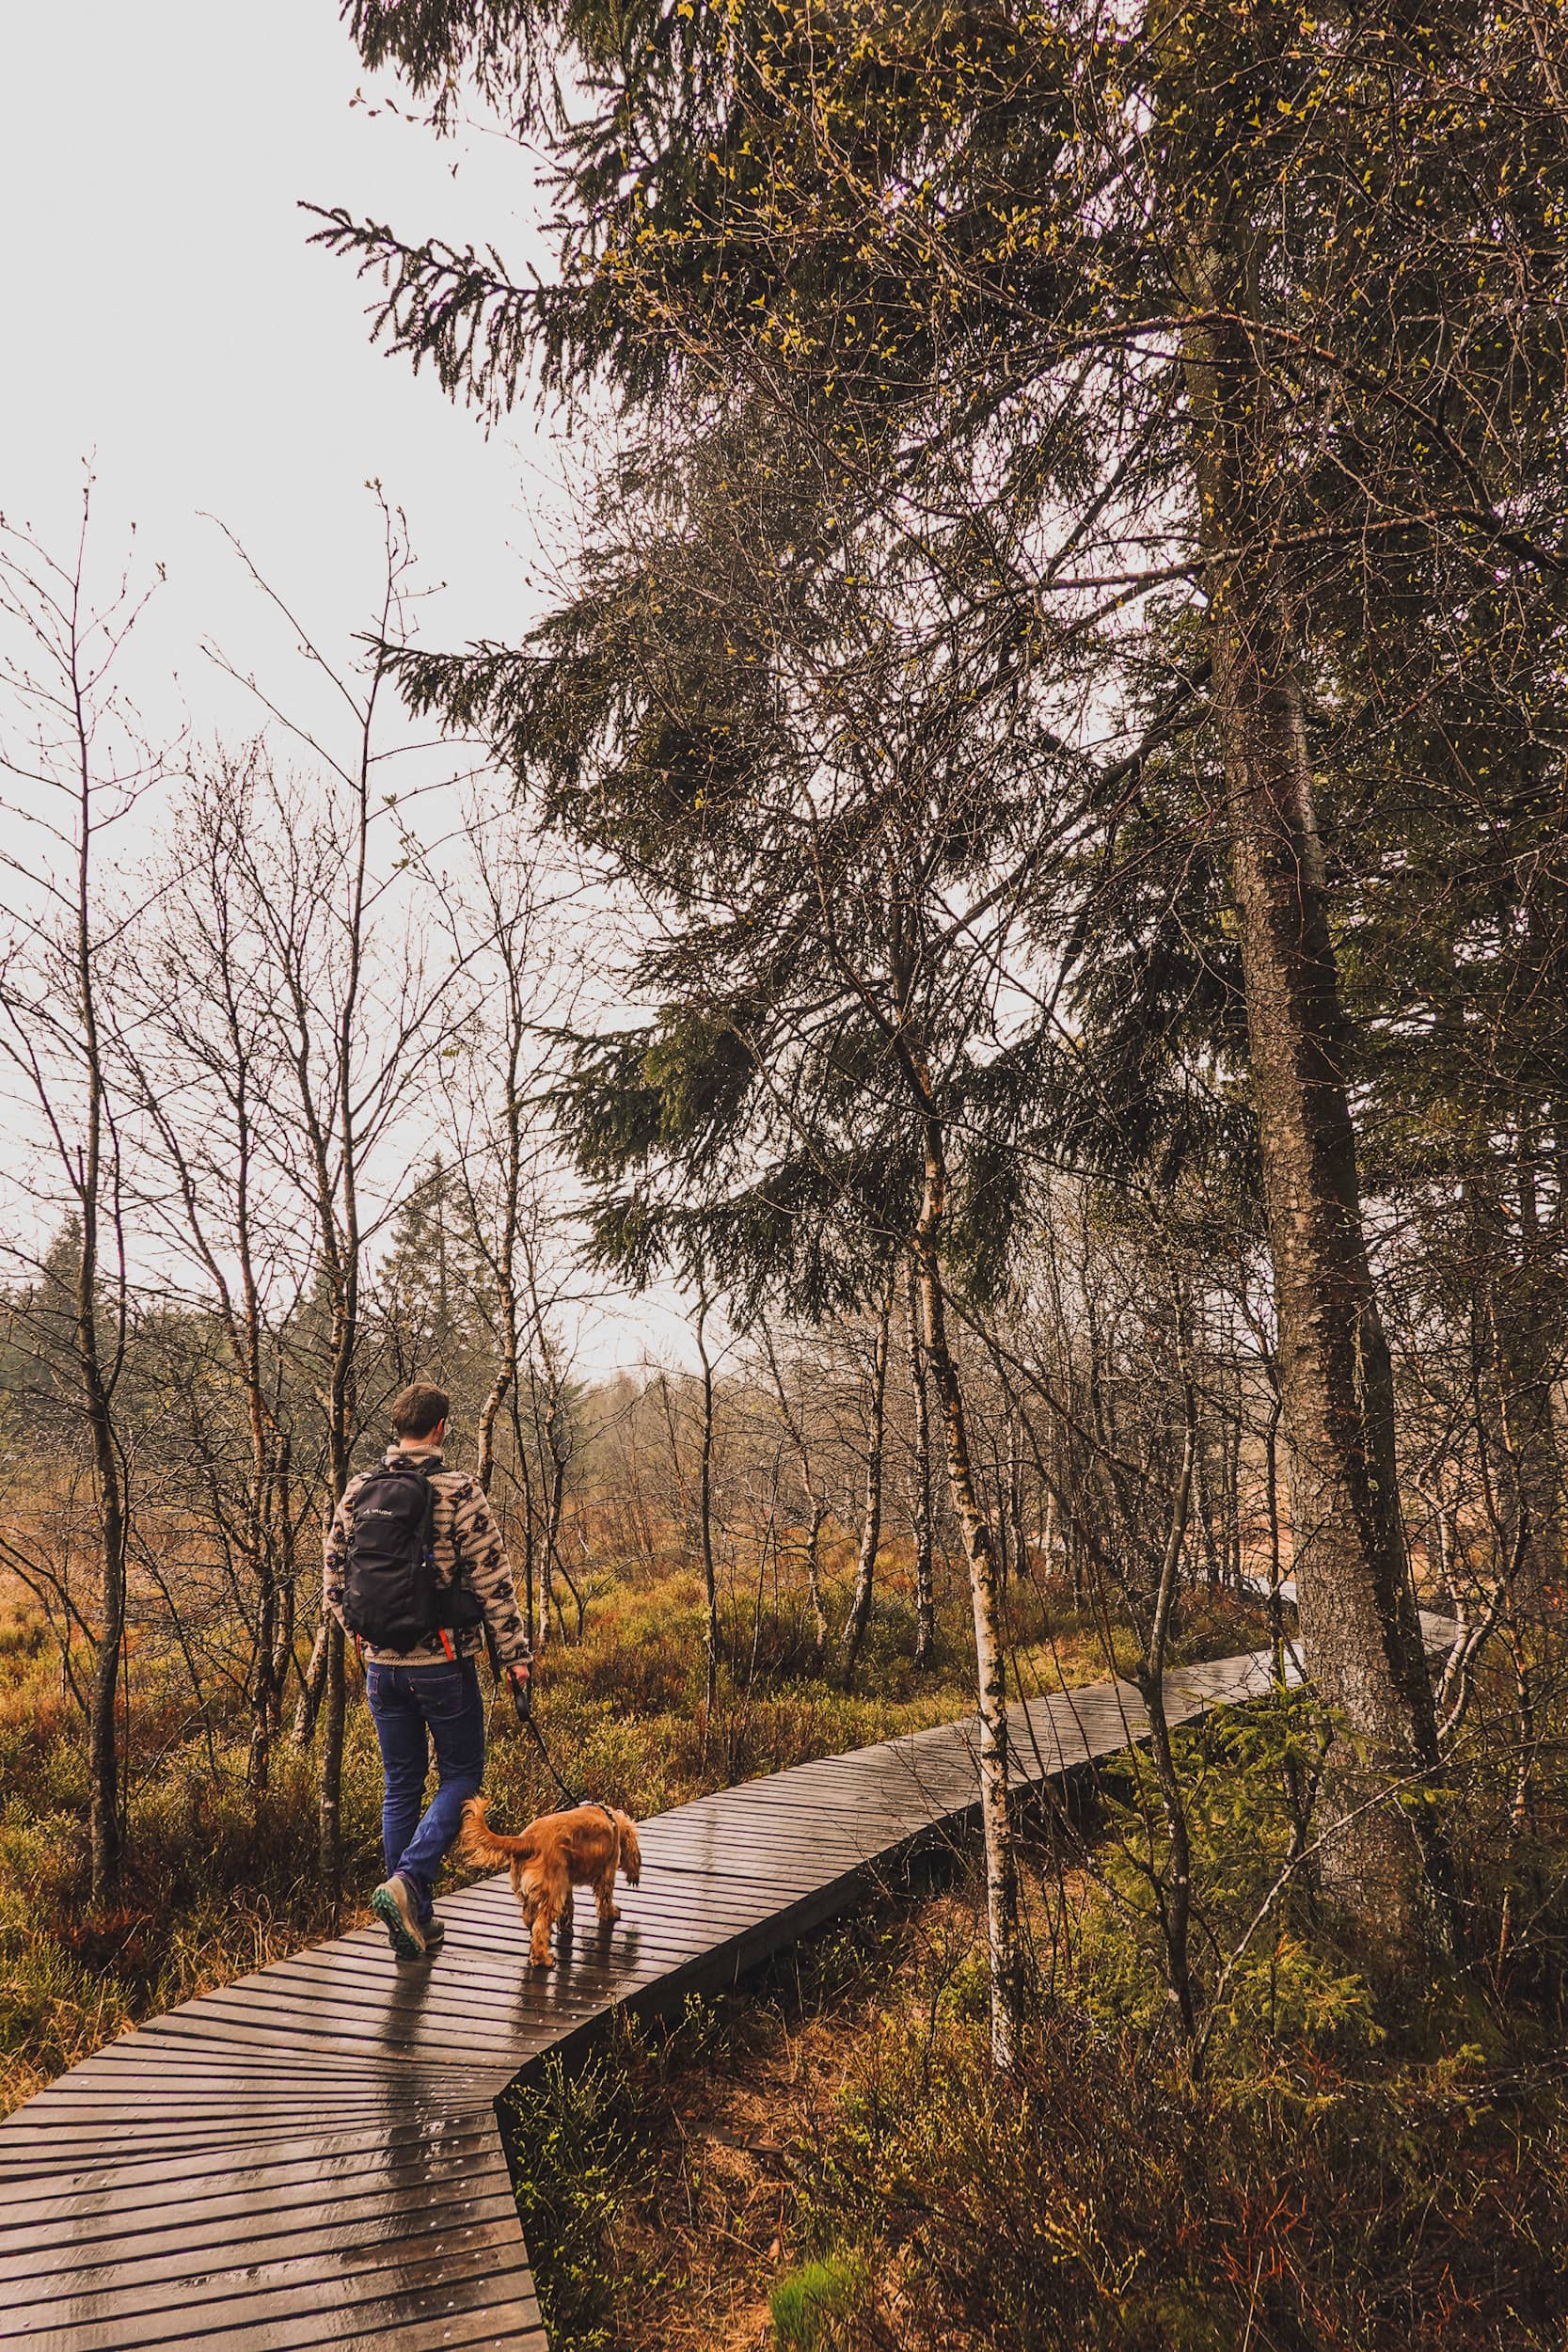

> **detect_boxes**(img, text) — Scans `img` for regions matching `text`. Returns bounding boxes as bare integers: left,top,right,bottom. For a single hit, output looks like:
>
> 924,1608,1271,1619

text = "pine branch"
304,206,542,421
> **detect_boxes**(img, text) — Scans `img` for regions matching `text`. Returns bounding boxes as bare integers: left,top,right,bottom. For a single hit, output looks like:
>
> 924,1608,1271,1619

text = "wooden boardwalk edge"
0,1610,1454,2350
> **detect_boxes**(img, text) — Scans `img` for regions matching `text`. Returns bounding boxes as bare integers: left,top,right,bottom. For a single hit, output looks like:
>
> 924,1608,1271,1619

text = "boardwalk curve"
0,1626,1443,2348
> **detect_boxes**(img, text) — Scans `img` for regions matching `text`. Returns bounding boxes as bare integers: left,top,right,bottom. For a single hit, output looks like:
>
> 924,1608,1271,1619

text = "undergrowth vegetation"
0,1553,1259,2114
499,1686,1568,2352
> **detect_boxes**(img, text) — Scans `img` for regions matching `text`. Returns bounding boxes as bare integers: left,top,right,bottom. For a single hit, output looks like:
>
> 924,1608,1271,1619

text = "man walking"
325,1381,531,1959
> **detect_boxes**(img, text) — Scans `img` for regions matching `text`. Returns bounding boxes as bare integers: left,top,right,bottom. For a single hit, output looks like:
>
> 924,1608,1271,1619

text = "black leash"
498,1675,614,1823
523,1710,593,1811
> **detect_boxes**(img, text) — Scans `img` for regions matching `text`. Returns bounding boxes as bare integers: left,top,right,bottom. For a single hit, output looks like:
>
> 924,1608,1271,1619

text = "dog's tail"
459,1796,536,1867
613,1810,641,1886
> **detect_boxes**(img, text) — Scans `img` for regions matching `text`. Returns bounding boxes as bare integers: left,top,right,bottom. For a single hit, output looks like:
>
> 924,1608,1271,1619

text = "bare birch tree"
0,495,163,1899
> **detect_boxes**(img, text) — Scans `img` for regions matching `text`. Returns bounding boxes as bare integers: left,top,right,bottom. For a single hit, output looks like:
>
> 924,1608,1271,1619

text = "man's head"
390,1382,451,1447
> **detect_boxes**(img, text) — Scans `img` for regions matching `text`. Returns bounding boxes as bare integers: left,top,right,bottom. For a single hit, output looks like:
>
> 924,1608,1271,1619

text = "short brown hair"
390,1382,451,1440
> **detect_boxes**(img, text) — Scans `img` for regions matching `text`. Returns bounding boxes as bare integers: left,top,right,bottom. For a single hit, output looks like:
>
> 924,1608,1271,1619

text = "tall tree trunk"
1008,1405,1030,1597
990,1417,1011,1597
1263,1383,1288,1682
270,1545,295,1734
318,1619,346,1909
760,1325,829,1664
478,948,525,1505
316,1289,356,1909
1,498,135,1902
1469,1141,1563,1599
838,1277,893,1680
537,1370,570,1647
1495,1629,1539,1975
477,1361,515,1496
84,1322,127,1904
1225,1385,1245,1592
508,1381,538,1641
1194,1424,1221,1589
76,1163,128,1903
803,1495,830,1664
913,1116,1024,2068
694,1291,719,1717
71,710,128,1904
1136,1388,1199,2044
250,1569,277,1793
238,1204,281,1791
529,1363,557,1654
293,1614,331,1746
906,1254,937,1667
1181,279,1447,1950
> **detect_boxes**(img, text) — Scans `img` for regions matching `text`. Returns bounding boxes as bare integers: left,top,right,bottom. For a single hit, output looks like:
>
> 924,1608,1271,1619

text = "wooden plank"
654,1788,900,1837
31,2033,437,2084
384,2309,546,2352
8,2202,533,2333
182,1959,584,2044
380,2308,547,2352
439,1896,786,1966
639,1797,888,1835
6,2145,515,2268
16,2026,505,2093
18,2065,499,2133
137,1990,515,2067
781,1750,980,1794
0,2098,449,2148
128,2005,530,2080
0,2118,504,2229
629,1827,870,1884
13,2253,542,2351
135,1986,544,2065
0,2116,425,2186
0,2122,436,2187
6,2187,521,2303
621,1857,865,1915
619,1829,866,1878
697,1780,927,1828
136,1978,614,2067
11,2183,517,2291
228,1950,615,2027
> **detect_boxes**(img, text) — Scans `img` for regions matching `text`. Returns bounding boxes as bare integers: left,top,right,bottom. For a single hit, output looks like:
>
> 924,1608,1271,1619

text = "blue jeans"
365,1658,485,1924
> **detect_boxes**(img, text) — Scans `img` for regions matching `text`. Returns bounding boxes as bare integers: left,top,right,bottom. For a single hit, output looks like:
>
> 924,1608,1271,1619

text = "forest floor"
506,1814,1568,2352
0,1549,1261,2116
7,1550,1566,2350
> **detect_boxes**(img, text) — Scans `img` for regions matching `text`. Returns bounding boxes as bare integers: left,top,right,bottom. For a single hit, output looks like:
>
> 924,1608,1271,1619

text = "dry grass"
0,1545,1262,2119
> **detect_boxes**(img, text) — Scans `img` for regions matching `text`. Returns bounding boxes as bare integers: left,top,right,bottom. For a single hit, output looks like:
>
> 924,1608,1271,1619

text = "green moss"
769,2255,870,2348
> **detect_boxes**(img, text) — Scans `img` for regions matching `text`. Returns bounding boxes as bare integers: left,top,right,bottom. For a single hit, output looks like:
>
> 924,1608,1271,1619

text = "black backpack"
341,1458,483,1651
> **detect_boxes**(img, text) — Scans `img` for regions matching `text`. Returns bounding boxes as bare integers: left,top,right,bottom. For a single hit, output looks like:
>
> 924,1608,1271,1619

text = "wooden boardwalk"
0,1628,1437,2348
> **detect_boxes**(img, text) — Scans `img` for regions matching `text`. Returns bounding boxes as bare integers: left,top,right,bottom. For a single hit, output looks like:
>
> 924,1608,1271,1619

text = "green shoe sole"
370,1882,425,1960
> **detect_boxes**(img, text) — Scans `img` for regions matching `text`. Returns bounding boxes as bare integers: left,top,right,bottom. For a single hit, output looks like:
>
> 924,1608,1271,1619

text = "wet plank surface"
1,1624,1447,2345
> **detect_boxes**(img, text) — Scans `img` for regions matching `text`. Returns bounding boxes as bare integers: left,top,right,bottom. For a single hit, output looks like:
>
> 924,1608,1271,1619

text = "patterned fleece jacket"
324,1445,531,1669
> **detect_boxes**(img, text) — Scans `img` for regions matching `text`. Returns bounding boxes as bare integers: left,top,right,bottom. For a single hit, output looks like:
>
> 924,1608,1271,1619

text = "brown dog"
459,1797,641,1966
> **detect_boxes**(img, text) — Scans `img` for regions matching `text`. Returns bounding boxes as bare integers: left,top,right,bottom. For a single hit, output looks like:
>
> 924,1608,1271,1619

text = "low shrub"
495,2004,722,2350
499,2044,657,2352
793,2001,1568,2350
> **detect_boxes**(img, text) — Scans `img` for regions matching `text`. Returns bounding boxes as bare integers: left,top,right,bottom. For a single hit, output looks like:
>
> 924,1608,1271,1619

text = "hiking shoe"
421,1918,446,1956
371,1876,426,1959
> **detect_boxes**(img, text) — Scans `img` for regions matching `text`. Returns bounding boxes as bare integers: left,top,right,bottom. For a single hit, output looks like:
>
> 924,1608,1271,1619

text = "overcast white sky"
0,3,710,1377
1,0,563,739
